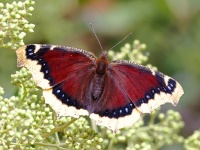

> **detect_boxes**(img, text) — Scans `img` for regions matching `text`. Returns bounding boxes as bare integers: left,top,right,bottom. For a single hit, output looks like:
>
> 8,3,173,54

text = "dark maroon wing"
16,44,96,89
107,60,184,113
16,44,96,117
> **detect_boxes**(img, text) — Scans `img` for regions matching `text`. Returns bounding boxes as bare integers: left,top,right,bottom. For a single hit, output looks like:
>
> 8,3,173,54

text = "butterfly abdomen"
92,74,105,100
91,57,108,100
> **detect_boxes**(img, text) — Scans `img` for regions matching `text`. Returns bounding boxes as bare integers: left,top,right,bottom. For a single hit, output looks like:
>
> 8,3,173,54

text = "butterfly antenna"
90,23,104,53
108,33,132,51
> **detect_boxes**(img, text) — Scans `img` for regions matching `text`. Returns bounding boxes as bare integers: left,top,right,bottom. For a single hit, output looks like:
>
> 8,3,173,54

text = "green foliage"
0,0,35,49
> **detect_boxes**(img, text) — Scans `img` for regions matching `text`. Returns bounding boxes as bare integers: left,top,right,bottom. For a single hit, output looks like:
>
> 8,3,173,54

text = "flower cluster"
0,0,35,49
101,109,184,149
108,40,147,64
108,40,157,70
184,129,200,149
1,68,50,149
62,117,104,149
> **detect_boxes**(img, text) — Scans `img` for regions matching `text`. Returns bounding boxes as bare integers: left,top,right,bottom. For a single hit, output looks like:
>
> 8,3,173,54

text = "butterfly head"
99,51,108,60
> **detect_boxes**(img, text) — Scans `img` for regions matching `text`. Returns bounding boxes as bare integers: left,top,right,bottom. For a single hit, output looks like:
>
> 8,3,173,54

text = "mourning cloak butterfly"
16,44,184,131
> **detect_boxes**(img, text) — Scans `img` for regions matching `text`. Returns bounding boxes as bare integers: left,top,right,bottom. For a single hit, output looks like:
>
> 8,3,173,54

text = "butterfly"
16,44,184,132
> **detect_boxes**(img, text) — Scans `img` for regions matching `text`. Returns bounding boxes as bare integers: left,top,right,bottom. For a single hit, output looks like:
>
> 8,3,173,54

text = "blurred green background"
1,0,200,147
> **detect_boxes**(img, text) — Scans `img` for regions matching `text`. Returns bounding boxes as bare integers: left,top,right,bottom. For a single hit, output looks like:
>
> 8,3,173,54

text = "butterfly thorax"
96,57,108,74
92,53,109,100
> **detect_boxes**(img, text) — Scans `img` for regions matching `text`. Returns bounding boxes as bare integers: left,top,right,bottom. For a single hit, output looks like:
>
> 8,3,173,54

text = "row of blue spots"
98,102,135,119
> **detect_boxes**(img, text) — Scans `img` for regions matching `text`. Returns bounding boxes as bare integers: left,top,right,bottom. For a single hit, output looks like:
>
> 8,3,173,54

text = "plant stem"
42,118,78,138
90,118,98,132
